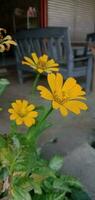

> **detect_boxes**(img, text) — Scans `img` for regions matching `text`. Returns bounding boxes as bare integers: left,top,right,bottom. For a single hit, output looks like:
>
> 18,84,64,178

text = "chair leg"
86,55,93,93
17,68,24,84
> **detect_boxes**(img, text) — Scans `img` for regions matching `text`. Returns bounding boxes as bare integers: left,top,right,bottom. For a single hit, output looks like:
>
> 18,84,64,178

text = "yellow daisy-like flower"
0,28,17,52
8,100,38,127
37,73,88,116
22,52,59,73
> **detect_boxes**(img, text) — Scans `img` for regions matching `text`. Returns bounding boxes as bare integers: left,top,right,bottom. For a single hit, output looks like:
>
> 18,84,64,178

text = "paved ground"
1,73,95,199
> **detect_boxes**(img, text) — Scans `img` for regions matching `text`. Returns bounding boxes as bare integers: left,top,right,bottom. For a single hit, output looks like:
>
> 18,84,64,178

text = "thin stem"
27,105,53,143
31,73,40,96
39,105,53,124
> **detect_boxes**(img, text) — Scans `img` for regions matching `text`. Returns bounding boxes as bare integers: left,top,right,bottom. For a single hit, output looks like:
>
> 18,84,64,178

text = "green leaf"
53,178,71,192
0,135,6,148
49,155,64,171
0,167,8,181
32,166,55,179
32,181,42,194
71,188,91,200
12,135,20,150
0,78,9,95
11,187,32,200
60,176,83,189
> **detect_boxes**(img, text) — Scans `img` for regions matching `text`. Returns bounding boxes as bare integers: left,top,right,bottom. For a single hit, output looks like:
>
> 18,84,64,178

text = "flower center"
53,91,69,105
38,60,46,69
18,109,27,118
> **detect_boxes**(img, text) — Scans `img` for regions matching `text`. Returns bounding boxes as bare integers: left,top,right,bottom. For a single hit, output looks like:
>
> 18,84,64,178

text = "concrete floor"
1,73,95,199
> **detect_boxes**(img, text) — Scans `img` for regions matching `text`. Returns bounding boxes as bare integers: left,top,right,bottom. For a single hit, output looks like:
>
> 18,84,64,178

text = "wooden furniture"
85,33,95,92
14,27,93,92
0,49,16,76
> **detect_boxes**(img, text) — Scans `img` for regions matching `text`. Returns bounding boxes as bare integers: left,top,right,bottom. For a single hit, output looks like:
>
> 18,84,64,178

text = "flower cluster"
0,28,17,52
8,72,87,127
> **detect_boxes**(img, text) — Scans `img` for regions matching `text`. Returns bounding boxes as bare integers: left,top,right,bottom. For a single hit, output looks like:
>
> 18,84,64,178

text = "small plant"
0,51,91,199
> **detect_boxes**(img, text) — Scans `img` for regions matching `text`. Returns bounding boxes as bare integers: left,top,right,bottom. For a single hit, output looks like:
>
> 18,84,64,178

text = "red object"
40,0,48,27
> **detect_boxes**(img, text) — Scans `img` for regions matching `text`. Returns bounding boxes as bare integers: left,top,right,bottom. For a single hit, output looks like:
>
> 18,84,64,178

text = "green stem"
39,105,53,124
55,192,66,200
27,105,53,144
9,150,21,174
31,73,40,96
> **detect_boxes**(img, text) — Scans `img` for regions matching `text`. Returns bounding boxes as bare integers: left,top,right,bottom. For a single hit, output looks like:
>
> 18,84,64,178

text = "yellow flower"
22,52,59,73
0,28,17,52
37,73,88,116
8,100,38,127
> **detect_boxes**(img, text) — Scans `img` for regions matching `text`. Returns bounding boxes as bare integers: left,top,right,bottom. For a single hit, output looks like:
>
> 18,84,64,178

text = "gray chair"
0,49,16,75
14,27,93,92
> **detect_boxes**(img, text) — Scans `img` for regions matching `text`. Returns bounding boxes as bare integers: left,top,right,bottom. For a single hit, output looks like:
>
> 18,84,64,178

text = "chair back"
14,27,73,72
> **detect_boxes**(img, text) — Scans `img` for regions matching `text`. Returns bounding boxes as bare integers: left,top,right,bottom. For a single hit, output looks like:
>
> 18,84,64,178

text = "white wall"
48,0,95,41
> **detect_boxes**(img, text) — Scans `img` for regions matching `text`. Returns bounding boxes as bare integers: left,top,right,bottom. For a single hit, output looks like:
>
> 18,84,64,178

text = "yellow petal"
52,101,60,109
27,111,38,118
71,96,86,100
47,73,56,92
16,100,22,107
41,54,48,62
37,85,53,100
31,53,39,64
0,44,5,52
68,84,86,98
8,108,14,113
4,35,12,40
37,69,44,73
63,77,77,91
60,106,68,116
22,100,28,108
47,63,59,69
0,28,6,33
24,117,35,127
46,59,59,68
22,61,36,70
16,118,23,125
14,100,22,111
4,40,17,45
11,102,17,109
10,113,17,120
64,100,88,115
27,104,35,111
23,56,35,66
45,68,59,73
55,73,63,91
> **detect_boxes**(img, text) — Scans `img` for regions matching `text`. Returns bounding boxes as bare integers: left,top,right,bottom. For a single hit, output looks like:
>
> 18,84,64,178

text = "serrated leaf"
11,187,32,200
53,178,71,193
32,181,42,194
49,155,64,171
60,176,83,189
